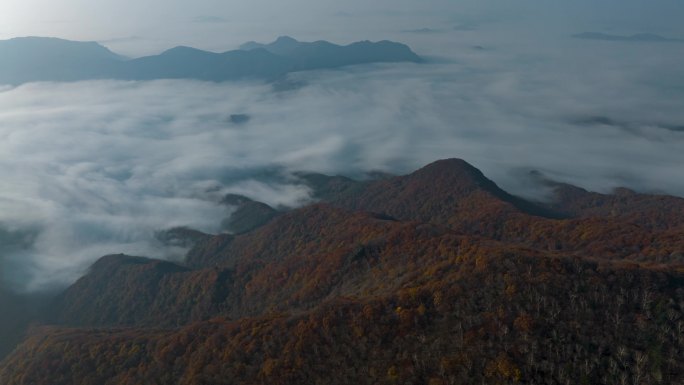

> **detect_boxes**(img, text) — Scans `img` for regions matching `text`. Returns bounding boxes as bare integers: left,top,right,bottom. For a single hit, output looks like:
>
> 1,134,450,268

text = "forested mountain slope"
1,159,683,385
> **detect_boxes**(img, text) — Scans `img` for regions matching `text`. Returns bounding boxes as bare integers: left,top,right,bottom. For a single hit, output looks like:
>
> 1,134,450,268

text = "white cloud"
1,20,684,291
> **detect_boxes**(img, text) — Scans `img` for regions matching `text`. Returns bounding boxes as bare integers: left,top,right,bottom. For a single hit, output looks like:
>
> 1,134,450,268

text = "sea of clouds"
2,13,684,291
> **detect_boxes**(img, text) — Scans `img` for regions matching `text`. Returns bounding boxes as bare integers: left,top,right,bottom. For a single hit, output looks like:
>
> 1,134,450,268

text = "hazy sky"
1,0,684,55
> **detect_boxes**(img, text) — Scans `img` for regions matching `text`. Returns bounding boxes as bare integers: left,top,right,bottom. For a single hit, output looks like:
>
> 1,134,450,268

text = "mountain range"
0,36,422,85
573,32,684,43
0,158,682,384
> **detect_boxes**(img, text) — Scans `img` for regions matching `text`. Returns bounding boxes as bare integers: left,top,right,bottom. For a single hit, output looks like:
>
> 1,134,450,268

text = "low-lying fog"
1,3,684,291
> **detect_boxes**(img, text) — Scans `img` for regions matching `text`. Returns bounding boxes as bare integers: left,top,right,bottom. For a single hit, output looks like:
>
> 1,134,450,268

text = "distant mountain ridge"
240,36,303,54
0,36,421,85
573,32,684,43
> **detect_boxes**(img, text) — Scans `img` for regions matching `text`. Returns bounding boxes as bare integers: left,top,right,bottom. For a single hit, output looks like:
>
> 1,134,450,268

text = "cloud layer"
1,21,684,291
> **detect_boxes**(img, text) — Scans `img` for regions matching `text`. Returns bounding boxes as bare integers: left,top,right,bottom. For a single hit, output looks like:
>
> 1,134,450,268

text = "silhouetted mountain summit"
220,194,280,234
0,36,422,85
239,36,421,70
0,37,124,84
404,158,501,191
240,36,302,55
327,159,564,230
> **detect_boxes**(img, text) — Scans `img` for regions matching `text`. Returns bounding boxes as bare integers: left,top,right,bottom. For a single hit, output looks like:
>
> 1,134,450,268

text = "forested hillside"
1,159,682,384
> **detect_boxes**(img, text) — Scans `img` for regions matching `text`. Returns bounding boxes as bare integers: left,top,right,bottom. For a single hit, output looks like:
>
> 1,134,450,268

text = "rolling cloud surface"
1,17,684,291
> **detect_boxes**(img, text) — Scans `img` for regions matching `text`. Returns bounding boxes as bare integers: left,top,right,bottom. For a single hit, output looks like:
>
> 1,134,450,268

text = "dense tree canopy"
1,159,683,384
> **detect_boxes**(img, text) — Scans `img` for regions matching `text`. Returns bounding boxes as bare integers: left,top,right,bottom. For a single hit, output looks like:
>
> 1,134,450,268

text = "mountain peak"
414,158,485,178
407,158,497,193
262,36,303,55
5,36,94,45
326,158,564,227
160,45,214,56
275,36,299,43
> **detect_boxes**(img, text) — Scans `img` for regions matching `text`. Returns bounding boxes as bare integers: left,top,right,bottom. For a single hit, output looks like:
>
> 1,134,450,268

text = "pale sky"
1,0,683,56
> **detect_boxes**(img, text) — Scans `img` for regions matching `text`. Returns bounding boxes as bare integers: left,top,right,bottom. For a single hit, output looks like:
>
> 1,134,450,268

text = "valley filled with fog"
2,3,684,292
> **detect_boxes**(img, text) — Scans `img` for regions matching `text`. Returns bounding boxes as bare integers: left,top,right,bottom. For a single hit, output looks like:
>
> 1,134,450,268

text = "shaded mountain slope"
187,204,399,269
328,159,564,225
547,182,684,231
293,172,367,202
53,255,233,328
220,194,280,235
52,192,593,329
315,159,684,263
3,251,683,385
0,37,123,84
120,47,293,81
51,159,684,328
0,287,33,359
55,206,437,325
